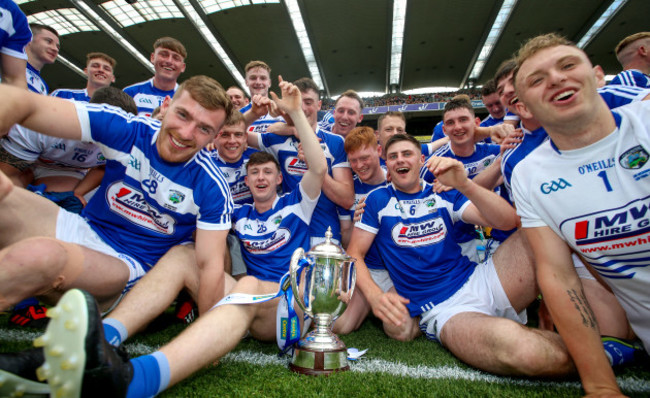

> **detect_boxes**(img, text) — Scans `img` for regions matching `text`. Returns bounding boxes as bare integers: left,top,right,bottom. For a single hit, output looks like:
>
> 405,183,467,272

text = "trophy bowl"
289,228,356,375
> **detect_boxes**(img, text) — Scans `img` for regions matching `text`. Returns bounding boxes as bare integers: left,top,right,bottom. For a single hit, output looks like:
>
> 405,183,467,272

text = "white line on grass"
3,330,649,393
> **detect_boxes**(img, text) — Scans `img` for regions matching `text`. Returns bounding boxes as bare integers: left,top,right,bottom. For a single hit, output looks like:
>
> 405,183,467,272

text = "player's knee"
384,322,418,342
232,275,262,294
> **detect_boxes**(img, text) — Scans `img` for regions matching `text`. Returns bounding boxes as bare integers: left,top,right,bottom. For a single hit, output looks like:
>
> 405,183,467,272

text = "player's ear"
514,101,533,120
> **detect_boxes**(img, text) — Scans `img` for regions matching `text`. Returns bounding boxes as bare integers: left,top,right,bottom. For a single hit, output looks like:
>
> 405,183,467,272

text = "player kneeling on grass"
346,133,574,377
0,78,328,398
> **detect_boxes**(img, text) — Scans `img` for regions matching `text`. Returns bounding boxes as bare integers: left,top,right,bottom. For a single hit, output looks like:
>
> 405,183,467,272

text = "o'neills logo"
391,218,446,247
242,228,291,254
106,181,176,235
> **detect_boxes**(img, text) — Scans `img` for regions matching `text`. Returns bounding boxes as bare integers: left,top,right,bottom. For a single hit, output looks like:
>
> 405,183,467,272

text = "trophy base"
289,346,349,376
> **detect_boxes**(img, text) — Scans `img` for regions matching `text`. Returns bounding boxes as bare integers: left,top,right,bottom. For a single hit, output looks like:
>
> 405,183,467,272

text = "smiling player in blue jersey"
0,75,233,317
348,133,575,377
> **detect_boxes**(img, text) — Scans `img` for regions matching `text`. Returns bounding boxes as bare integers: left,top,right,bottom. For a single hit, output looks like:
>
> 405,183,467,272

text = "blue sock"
126,352,170,398
14,297,39,310
103,318,128,347
602,336,642,367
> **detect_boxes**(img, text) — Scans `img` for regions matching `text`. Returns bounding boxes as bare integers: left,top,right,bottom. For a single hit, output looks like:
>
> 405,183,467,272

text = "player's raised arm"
0,85,82,140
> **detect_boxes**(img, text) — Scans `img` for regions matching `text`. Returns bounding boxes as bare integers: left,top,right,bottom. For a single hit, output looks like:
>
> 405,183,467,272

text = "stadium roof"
18,0,650,97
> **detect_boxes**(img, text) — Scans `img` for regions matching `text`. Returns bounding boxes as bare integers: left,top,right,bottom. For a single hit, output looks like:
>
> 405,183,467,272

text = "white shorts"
419,258,527,343
55,209,147,297
227,232,247,276
369,268,394,292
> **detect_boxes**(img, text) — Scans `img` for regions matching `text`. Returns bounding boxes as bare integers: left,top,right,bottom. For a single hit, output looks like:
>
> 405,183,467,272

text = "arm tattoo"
0,144,33,171
566,288,597,330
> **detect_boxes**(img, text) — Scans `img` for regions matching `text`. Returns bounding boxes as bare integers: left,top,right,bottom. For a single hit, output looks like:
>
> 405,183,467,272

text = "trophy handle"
290,248,311,316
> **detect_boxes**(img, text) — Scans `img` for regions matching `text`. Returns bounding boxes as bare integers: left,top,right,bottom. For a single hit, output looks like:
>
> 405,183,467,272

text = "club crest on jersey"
391,219,446,247
567,195,650,248
286,157,308,175
540,178,571,194
619,145,648,170
168,189,185,204
107,181,176,235
242,228,291,254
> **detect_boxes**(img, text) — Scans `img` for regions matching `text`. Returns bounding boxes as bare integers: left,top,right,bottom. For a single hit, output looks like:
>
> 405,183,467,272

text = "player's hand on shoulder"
500,129,523,154
490,123,515,144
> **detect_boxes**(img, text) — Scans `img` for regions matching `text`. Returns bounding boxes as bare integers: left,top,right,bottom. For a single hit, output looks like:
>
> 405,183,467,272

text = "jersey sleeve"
195,157,234,231
326,135,349,169
75,102,156,159
0,2,31,60
1,124,46,162
355,189,381,235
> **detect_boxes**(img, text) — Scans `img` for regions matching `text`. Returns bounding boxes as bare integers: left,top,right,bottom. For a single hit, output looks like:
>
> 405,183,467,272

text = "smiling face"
226,87,249,110
151,46,186,83
27,29,60,67
376,115,406,157
442,108,479,148
214,122,247,163
245,160,282,204
156,90,226,163
482,92,505,119
85,57,115,89
496,71,519,116
301,88,322,127
245,66,271,97
333,96,363,137
515,45,600,131
347,144,383,185
385,139,424,194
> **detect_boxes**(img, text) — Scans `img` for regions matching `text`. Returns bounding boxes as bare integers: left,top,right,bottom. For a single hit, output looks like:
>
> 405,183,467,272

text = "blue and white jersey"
480,114,503,128
124,78,176,117
504,110,519,122
512,101,650,350
357,182,475,316
1,123,106,180
26,63,48,95
0,0,30,61
339,174,387,270
240,102,285,135
502,85,649,203
51,88,90,102
421,142,500,183
430,121,445,142
598,85,649,109
75,102,233,269
232,183,318,282
610,69,650,89
210,147,256,205
258,128,349,242
318,109,335,133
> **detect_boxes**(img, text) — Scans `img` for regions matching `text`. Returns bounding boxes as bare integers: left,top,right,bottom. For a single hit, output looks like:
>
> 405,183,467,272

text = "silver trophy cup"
289,228,356,375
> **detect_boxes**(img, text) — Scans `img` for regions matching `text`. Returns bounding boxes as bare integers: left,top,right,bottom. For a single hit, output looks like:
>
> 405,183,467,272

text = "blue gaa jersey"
430,121,445,142
0,0,31,63
512,101,650,350
339,174,387,270
240,102,285,134
597,85,649,109
26,63,48,95
357,182,475,316
610,70,650,89
124,78,176,117
210,147,256,205
75,102,233,269
258,128,348,242
51,88,90,102
421,142,500,183
318,109,335,133
480,114,504,128
233,183,318,282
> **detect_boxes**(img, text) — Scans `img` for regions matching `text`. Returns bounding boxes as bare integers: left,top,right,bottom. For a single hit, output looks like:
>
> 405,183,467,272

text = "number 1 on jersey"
597,170,613,192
